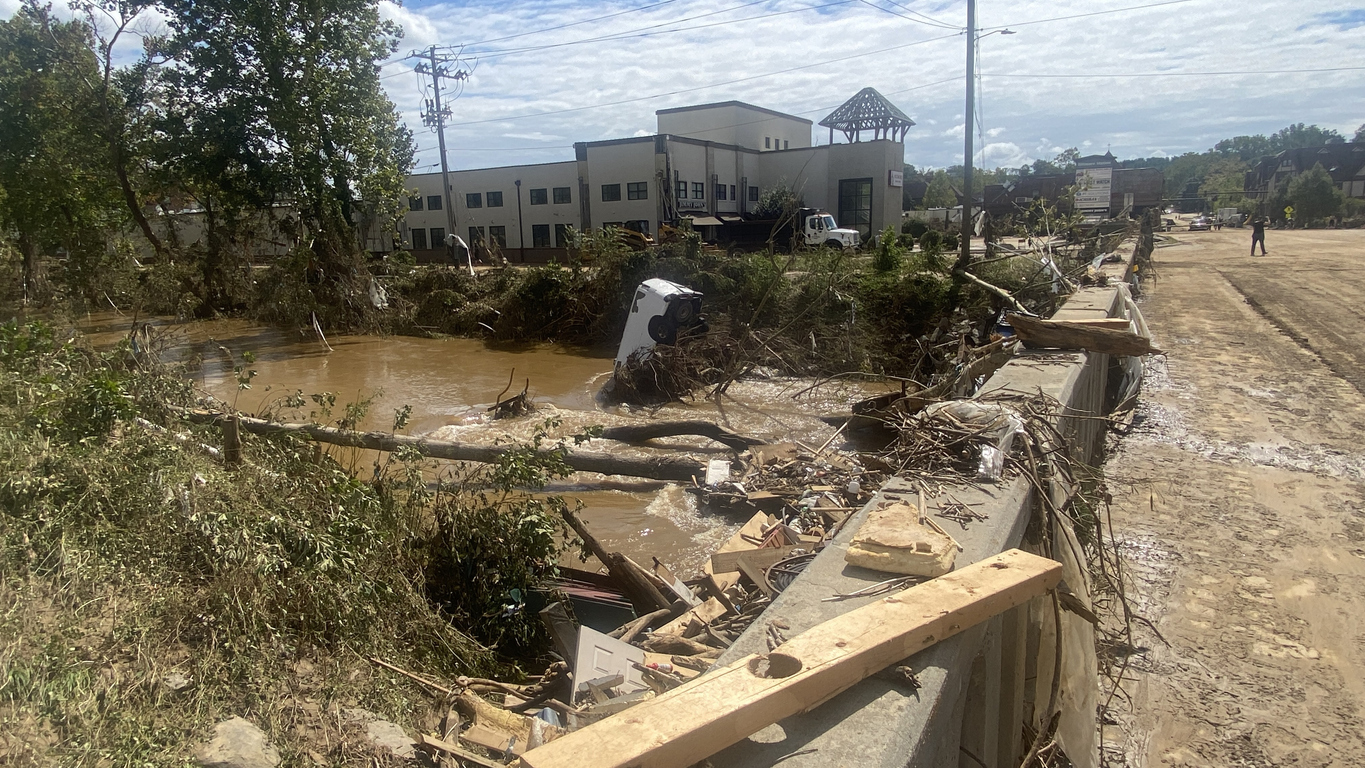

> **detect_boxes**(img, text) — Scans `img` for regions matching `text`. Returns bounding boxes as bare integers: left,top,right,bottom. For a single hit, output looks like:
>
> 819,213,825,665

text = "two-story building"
401,90,912,262
1243,143,1365,213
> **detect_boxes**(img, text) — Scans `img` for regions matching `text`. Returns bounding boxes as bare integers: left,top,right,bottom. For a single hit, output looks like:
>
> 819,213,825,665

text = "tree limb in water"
176,409,704,482
599,421,764,451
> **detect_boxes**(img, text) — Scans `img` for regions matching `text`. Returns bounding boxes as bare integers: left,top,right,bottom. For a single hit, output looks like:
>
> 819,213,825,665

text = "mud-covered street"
1107,228,1365,766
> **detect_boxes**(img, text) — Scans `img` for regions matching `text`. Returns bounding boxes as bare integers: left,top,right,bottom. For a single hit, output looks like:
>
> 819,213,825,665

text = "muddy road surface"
1106,228,1365,767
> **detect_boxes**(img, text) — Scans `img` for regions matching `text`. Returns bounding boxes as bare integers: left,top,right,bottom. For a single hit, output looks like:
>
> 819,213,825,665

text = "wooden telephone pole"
415,46,469,259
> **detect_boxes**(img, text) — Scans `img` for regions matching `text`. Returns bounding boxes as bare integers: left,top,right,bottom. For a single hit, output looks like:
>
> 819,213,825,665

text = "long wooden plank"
708,544,803,574
518,549,1062,768
1008,313,1160,357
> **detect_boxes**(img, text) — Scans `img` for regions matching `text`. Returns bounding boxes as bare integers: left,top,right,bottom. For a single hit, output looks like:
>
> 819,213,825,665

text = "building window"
532,224,551,248
408,196,423,211
692,182,704,199
553,186,572,204
748,186,759,202
488,226,507,247
466,192,482,209
555,223,571,247
530,188,548,205
430,227,445,246
627,220,650,235
410,228,427,250
468,226,484,246
602,183,621,202
730,185,737,201
676,180,687,200
627,181,648,200
716,184,727,201
487,191,503,207
427,195,442,210
837,177,873,239
784,140,789,150
764,137,770,149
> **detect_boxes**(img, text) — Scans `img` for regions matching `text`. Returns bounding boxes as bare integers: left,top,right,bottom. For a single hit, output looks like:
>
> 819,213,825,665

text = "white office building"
400,88,913,262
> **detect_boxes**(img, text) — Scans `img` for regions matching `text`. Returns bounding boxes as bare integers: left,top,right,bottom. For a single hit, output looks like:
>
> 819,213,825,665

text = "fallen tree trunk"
176,409,704,482
599,421,764,451
1008,313,1161,357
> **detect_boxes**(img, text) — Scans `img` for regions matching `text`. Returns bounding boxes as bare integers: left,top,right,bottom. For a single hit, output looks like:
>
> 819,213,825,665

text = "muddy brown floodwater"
78,314,885,576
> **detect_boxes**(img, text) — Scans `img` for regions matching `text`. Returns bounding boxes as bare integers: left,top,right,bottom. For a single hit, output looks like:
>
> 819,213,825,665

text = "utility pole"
956,0,976,273
415,46,468,263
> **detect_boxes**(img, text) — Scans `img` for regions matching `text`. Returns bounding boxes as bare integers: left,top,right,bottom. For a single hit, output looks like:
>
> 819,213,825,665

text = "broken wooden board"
655,598,728,638
517,549,1062,768
709,544,805,575
703,511,770,592
461,723,523,756
417,733,502,768
1008,312,1161,357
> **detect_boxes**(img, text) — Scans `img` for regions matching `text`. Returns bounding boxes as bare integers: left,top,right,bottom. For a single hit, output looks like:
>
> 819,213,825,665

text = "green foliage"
0,321,563,764
752,181,801,219
1197,158,1250,211
0,3,125,305
1287,163,1346,224
1356,123,1365,144
422,419,592,653
922,172,957,209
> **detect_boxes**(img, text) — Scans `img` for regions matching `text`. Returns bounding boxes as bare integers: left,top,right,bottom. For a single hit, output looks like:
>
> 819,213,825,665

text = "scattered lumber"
517,549,1062,768
176,409,704,482
560,508,673,615
416,733,502,768
1007,313,1161,357
599,421,764,451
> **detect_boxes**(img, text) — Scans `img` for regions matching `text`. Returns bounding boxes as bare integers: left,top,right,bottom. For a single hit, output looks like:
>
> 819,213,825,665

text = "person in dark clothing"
1250,216,1268,256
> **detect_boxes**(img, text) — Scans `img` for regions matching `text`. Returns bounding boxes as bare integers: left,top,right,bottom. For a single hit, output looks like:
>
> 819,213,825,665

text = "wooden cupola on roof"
819,87,916,143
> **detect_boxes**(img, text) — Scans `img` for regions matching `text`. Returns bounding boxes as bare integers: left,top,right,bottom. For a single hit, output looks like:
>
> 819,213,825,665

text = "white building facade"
400,98,906,262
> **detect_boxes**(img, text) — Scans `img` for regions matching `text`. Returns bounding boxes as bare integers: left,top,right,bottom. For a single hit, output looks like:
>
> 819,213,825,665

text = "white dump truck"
708,208,860,251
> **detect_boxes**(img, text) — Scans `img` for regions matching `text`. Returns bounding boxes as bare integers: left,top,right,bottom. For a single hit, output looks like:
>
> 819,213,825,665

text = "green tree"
0,2,125,304
923,172,957,208
1198,158,1250,212
1269,123,1344,151
1355,123,1365,144
1286,163,1345,224
152,0,415,325
1214,134,1272,161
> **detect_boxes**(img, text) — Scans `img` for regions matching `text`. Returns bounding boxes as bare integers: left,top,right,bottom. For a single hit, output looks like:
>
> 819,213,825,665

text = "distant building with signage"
400,90,912,262
983,152,1163,221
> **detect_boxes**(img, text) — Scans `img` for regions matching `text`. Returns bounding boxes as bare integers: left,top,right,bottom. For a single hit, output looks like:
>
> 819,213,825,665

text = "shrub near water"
0,321,518,765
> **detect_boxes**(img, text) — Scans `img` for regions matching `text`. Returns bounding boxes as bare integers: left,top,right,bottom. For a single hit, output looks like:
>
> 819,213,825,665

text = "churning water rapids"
79,314,888,574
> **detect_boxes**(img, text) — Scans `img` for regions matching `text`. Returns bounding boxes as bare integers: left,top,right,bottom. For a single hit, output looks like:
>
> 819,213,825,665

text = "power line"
465,0,853,60
877,0,960,29
464,0,681,47
445,31,961,127
980,0,1197,30
857,0,961,30
410,76,963,165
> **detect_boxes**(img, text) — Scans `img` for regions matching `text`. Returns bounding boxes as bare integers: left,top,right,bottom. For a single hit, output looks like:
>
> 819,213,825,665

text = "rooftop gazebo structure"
818,87,916,143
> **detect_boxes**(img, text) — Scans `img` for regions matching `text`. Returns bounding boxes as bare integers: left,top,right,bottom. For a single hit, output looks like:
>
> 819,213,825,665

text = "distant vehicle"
1215,208,1244,227
1188,216,1212,231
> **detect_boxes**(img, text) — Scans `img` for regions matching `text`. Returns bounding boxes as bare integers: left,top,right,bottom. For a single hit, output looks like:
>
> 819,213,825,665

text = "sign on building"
1074,166,1112,215
888,170,904,188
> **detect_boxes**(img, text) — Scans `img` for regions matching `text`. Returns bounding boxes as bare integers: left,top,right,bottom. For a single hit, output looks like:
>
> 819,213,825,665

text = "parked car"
1188,216,1212,231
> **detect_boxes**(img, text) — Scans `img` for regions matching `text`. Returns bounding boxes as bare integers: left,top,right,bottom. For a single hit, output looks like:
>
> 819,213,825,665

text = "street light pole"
957,0,976,273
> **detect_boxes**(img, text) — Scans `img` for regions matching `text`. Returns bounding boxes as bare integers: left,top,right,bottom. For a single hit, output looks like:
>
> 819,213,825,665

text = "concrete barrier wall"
711,234,1149,768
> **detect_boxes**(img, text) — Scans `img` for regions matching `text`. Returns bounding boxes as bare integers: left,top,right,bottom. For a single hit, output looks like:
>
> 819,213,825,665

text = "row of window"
673,181,761,202
600,182,648,202
409,221,654,251
764,137,790,150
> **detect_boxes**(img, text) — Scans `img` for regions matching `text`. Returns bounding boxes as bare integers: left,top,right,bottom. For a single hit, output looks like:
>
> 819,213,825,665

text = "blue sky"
8,0,1364,172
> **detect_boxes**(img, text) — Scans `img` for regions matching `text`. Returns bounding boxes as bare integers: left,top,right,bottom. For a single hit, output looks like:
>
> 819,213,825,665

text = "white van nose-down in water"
613,278,706,371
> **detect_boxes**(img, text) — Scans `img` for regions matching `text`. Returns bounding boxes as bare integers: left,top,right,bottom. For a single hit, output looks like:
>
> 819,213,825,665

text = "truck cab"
800,209,860,250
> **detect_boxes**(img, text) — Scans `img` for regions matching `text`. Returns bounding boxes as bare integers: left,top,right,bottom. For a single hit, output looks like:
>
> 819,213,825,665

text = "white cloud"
942,123,966,139
986,127,1005,138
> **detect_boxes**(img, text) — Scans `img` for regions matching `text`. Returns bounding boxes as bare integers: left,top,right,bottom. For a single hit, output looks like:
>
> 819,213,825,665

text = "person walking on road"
1250,216,1268,256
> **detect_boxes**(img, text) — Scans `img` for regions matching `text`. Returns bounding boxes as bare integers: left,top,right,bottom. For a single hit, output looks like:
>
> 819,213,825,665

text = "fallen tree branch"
954,268,1032,314
173,409,704,482
599,421,764,451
